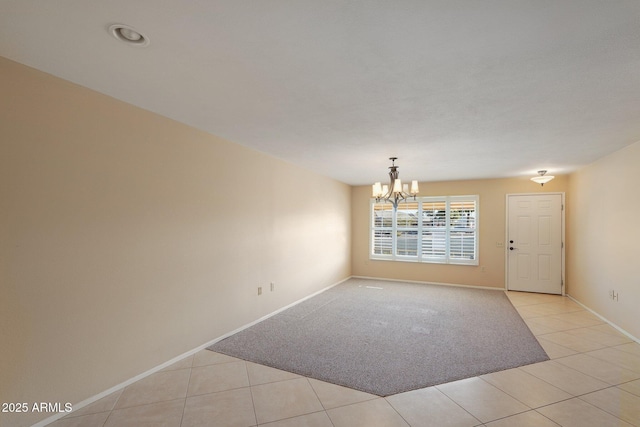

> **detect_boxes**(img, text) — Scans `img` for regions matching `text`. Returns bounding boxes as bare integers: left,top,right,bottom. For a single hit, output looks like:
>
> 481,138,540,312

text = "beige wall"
0,57,351,427
567,141,640,340
352,176,568,288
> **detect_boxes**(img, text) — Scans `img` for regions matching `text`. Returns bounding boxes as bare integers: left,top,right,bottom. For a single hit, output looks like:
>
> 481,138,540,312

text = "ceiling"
1,0,639,185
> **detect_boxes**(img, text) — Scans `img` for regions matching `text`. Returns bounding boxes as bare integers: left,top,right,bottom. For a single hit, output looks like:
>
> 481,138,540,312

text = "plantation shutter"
449,198,477,262
396,202,419,256
370,195,478,265
372,203,393,256
421,200,447,261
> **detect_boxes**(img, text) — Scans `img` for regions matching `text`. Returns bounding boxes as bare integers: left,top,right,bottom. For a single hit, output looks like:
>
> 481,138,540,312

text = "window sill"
369,256,478,266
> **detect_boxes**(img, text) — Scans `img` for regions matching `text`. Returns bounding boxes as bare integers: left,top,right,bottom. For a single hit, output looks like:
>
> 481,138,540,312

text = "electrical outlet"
258,286,262,296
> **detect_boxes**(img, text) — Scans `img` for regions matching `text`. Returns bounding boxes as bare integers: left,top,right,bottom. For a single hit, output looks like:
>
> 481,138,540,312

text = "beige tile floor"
51,291,640,426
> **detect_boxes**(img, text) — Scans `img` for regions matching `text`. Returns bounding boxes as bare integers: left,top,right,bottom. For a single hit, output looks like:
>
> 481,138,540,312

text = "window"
370,195,478,265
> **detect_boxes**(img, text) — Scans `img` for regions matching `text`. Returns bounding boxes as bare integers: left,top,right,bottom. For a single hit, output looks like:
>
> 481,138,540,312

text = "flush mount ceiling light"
108,24,149,47
531,170,555,186
372,157,419,209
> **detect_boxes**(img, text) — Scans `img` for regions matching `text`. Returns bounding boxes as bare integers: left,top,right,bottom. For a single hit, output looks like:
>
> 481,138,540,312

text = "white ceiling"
1,0,639,185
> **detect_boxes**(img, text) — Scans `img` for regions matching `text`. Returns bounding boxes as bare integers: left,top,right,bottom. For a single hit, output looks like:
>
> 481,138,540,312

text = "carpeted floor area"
209,278,549,396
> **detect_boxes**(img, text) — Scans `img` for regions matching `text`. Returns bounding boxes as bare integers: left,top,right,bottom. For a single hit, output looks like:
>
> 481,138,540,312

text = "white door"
507,194,563,294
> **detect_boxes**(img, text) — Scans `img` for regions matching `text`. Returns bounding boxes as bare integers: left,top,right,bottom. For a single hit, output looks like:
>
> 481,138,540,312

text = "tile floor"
50,291,640,426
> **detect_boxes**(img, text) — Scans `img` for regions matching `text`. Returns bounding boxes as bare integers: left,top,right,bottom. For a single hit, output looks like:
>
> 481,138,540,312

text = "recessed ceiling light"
108,24,149,47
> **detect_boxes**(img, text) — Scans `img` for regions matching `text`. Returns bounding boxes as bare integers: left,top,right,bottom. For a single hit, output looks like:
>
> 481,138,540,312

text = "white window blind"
396,201,419,257
370,195,478,265
372,203,393,256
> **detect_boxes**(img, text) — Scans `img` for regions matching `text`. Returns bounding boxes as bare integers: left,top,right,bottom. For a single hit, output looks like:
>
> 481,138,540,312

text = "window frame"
369,195,479,265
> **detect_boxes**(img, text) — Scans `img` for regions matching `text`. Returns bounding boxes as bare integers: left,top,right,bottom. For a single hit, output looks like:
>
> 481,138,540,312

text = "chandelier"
372,157,419,209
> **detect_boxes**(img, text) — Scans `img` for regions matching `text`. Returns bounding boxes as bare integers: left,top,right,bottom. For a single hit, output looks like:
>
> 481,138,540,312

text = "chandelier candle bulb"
411,180,419,195
393,179,403,193
372,182,383,197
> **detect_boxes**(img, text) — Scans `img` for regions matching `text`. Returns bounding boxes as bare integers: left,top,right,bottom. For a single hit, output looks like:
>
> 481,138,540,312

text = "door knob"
509,247,515,250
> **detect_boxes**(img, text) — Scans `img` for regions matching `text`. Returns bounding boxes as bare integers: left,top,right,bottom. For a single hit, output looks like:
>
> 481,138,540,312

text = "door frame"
505,192,566,295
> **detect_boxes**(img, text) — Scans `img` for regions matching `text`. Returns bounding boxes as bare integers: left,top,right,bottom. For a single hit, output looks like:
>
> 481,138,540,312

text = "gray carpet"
208,278,549,396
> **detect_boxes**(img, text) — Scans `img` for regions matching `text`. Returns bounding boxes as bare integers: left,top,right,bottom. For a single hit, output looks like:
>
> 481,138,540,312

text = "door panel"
507,194,563,294
517,254,530,279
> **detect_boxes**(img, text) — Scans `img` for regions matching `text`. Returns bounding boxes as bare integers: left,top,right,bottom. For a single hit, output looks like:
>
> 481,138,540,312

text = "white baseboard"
33,276,351,427
566,295,640,344
351,275,505,292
